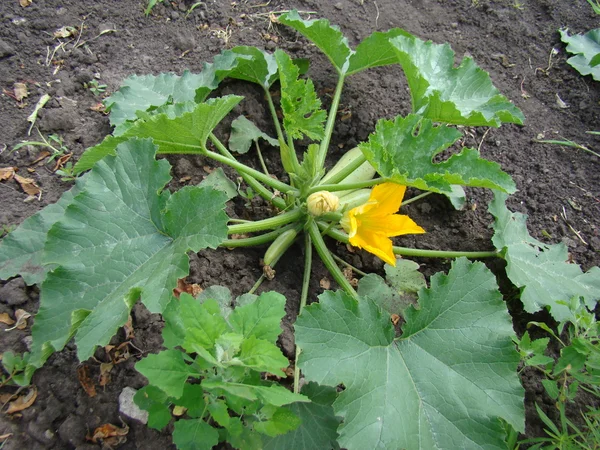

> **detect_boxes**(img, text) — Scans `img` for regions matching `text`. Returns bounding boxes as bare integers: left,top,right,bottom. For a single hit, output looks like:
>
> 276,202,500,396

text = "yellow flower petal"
349,230,397,266
367,183,406,216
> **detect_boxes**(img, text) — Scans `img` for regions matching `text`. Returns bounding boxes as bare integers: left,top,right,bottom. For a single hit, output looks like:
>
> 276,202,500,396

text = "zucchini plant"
2,10,600,449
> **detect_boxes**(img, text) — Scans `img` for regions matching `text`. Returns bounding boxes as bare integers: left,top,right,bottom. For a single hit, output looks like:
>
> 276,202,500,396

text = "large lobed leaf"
30,139,229,366
74,95,242,173
559,28,600,81
489,191,600,321
389,34,524,126
359,114,516,194
296,258,524,449
105,52,240,134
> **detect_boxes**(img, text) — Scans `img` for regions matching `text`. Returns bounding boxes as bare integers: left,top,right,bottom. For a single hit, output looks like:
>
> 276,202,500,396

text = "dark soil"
1,0,600,448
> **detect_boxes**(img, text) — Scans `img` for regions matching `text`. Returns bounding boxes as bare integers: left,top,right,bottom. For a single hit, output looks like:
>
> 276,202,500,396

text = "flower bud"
307,191,340,216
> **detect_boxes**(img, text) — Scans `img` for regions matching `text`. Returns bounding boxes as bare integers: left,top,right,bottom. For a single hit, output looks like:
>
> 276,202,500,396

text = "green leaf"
0,184,80,285
223,46,279,88
180,296,229,351
279,10,351,74
445,184,467,210
173,418,219,450
74,95,243,174
263,382,341,450
360,114,516,194
136,349,193,398
347,29,412,75
198,285,234,318
31,139,229,365
208,399,231,427
201,167,238,200
275,49,326,141
229,115,279,154
236,336,289,375
254,406,301,437
133,385,172,430
489,191,600,321
105,52,240,133
560,28,600,81
229,291,286,343
296,258,524,449
173,384,206,418
390,34,524,126
202,380,309,407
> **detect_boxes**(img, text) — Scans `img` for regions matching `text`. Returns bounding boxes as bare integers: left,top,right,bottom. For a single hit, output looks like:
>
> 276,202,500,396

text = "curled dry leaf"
13,82,28,101
14,174,41,198
52,153,72,171
4,309,31,331
29,150,52,166
263,265,276,280
0,167,16,181
99,362,113,387
5,386,37,414
172,278,203,299
123,315,134,340
86,421,129,446
77,365,97,398
319,277,331,289
0,433,13,443
391,314,401,326
19,0,32,7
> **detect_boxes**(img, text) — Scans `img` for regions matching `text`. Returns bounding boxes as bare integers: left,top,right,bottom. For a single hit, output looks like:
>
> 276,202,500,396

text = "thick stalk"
227,209,303,234
222,224,296,248
316,74,346,171
264,88,285,144
307,220,358,298
309,178,384,195
294,232,312,394
320,224,500,259
205,149,298,196
209,134,286,210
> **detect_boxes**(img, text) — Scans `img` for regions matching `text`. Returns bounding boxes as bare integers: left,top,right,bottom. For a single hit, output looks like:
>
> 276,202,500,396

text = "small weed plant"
2,11,600,449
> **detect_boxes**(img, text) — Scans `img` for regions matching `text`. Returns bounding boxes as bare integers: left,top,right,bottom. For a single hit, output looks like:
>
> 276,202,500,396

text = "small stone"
173,31,195,52
334,2,343,9
119,387,148,424
0,39,15,58
0,278,29,306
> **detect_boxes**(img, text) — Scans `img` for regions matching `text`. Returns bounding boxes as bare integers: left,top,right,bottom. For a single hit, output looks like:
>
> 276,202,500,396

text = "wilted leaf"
86,421,129,446
99,362,113,387
0,313,15,326
5,309,31,331
172,278,203,299
5,386,37,414
77,365,97,397
123,315,134,340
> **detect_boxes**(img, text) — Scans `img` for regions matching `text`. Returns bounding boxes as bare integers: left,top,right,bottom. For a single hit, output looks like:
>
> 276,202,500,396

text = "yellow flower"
340,183,425,266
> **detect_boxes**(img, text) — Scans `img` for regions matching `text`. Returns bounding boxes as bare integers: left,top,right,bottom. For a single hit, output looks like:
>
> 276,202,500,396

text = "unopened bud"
307,191,339,216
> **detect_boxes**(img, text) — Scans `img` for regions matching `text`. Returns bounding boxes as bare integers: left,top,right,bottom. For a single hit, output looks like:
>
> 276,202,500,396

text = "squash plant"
2,11,600,449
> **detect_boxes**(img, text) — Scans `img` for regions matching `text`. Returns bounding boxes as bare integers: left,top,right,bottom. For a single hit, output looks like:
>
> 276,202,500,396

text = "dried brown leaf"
13,82,28,101
319,278,331,289
29,150,51,165
52,153,72,171
0,167,16,181
5,386,37,414
86,422,129,444
99,362,113,387
19,0,32,7
172,278,203,299
123,315,134,340
77,365,97,398
0,433,13,443
0,313,15,326
14,174,41,197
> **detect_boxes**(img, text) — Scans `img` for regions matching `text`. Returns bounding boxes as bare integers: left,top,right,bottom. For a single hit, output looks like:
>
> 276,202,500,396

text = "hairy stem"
308,220,358,298
294,232,312,394
316,74,346,171
320,224,500,259
209,134,286,210
228,209,303,234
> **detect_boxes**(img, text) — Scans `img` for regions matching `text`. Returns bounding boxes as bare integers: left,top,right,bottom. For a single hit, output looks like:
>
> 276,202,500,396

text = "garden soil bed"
1,0,600,448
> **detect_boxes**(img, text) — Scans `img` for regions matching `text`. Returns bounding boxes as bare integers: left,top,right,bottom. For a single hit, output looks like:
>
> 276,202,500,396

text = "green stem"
222,224,296,248
310,178,384,195
316,74,346,171
294,232,312,394
321,151,366,185
264,88,285,144
402,191,433,207
307,220,358,298
255,141,269,175
320,224,501,259
209,134,287,210
227,209,303,234
331,253,368,277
